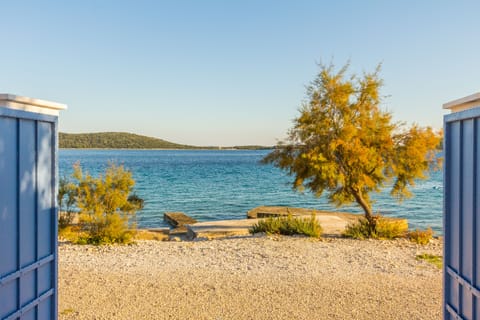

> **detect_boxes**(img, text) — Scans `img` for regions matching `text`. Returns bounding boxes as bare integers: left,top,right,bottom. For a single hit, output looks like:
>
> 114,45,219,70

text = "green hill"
59,132,196,149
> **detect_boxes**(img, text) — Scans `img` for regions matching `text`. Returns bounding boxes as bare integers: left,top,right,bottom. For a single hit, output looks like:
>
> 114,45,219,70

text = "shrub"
407,227,434,244
416,253,442,269
58,225,85,243
128,193,145,210
58,175,78,229
69,162,143,245
250,214,322,238
375,218,408,239
134,230,169,241
78,210,134,245
344,216,408,240
343,218,372,240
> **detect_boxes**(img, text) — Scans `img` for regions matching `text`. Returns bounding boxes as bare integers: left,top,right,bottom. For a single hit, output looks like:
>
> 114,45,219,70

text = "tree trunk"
352,189,375,225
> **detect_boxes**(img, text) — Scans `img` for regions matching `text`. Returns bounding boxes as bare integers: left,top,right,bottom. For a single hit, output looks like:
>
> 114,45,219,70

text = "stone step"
186,219,257,240
164,212,198,227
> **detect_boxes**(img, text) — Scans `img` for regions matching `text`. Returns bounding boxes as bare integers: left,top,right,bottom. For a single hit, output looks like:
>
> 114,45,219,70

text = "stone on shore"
164,212,198,239
187,219,258,240
164,212,198,227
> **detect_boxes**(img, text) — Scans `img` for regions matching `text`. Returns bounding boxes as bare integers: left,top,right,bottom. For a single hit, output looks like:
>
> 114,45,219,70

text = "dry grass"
134,230,169,241
407,228,434,244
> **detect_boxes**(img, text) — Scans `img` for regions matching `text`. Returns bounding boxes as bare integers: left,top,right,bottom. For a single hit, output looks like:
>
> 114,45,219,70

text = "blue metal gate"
0,95,66,320
444,94,480,320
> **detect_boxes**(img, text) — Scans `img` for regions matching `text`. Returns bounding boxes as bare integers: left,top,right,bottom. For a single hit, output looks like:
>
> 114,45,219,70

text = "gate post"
444,93,480,320
0,94,66,320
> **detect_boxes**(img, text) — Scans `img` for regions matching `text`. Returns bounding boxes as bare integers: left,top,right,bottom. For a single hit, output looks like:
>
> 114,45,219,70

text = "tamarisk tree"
263,63,441,232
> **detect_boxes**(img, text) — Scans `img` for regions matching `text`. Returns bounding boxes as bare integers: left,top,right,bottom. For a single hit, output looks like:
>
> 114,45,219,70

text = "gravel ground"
59,236,442,320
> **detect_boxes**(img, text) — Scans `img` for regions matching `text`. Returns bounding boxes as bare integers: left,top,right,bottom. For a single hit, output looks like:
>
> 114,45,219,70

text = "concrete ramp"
164,212,198,238
186,214,355,240
187,219,257,240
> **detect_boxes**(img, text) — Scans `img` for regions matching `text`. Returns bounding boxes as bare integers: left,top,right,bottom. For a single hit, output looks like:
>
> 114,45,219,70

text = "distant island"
59,132,272,150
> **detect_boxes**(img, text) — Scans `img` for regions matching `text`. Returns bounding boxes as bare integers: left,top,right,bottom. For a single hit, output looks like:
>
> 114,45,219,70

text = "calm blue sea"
59,149,443,233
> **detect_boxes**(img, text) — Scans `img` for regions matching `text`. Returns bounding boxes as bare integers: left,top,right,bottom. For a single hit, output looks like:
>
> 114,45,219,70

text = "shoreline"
59,235,442,319
59,147,274,151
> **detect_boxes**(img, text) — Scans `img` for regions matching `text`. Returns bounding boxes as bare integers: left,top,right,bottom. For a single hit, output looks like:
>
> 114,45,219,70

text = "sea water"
59,149,443,233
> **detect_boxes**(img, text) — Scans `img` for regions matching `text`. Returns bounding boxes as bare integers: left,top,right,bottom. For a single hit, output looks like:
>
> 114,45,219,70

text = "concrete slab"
247,206,361,223
187,219,257,240
184,206,408,240
164,212,197,227
186,214,357,240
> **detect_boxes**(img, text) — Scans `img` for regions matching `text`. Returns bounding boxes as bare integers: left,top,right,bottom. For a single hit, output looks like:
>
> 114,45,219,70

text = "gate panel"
18,120,37,311
0,95,66,320
0,117,19,318
444,94,480,320
461,119,474,319
476,117,480,320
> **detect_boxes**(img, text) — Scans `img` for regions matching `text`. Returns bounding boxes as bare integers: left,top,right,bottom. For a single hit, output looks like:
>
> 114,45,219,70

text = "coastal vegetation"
407,227,434,244
416,253,443,269
58,176,77,229
249,214,322,238
58,162,143,244
59,132,272,150
343,216,408,240
60,132,195,149
263,62,442,237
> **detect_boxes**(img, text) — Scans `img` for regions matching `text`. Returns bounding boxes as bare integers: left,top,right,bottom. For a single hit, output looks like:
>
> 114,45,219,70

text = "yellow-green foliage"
59,132,194,149
263,62,442,237
78,211,134,245
58,225,85,243
71,162,141,245
416,254,442,269
60,308,76,316
408,227,434,244
134,230,169,241
250,214,322,238
58,175,78,229
375,218,408,239
344,216,407,240
343,218,372,240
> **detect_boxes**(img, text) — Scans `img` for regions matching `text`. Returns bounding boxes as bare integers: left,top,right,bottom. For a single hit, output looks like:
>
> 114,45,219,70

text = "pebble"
59,236,442,320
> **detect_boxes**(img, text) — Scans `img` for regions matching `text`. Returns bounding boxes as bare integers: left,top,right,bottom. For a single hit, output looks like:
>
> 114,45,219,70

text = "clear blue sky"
0,1,478,146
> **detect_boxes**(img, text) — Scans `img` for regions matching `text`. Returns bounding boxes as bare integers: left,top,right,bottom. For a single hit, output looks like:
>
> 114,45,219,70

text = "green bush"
416,253,442,269
62,162,143,245
250,214,322,238
375,218,408,239
343,218,372,240
78,210,135,245
344,216,408,240
407,227,434,244
58,175,78,229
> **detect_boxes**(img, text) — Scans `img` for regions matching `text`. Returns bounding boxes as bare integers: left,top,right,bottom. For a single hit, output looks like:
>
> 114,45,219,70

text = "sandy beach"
58,236,442,320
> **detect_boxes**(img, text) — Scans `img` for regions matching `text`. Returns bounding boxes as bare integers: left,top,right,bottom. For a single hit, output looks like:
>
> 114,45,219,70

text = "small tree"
72,162,142,244
263,63,441,235
58,175,78,229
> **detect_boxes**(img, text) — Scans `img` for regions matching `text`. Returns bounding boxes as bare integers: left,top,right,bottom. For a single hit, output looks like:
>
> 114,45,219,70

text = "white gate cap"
0,94,67,116
443,92,480,113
